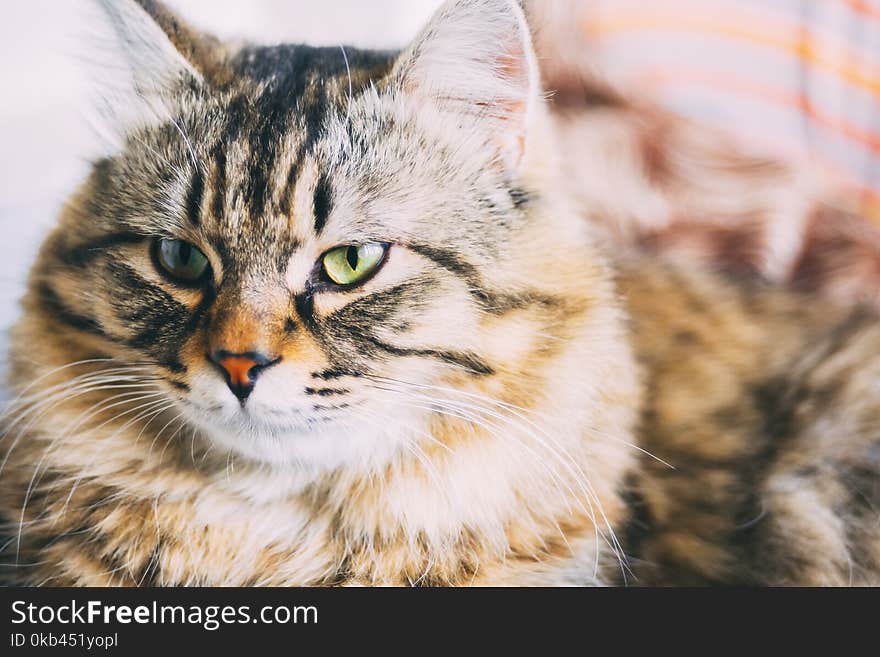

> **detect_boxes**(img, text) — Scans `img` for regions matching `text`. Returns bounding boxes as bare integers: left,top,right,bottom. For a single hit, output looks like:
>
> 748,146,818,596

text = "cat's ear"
391,0,541,171
92,0,204,93
86,0,221,140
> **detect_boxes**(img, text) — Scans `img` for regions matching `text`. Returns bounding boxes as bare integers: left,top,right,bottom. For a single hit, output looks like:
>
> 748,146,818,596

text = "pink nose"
208,351,279,402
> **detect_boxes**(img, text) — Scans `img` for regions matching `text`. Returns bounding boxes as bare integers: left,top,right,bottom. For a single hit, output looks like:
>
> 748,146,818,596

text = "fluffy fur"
0,0,878,586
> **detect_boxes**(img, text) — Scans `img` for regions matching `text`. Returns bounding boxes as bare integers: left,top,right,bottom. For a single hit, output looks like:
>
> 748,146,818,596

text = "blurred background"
0,0,442,347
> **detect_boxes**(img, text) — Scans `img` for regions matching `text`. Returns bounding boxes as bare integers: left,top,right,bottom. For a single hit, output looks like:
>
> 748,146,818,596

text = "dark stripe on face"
236,74,332,221
185,166,205,226
294,292,318,333
60,232,146,267
210,145,227,221
405,242,500,311
407,243,560,314
244,85,297,219
313,173,333,235
105,262,192,370
312,368,363,380
328,280,430,327
407,243,480,282
311,280,474,374
35,282,114,340
304,387,349,396
314,277,493,375
362,336,494,376
275,116,328,224
313,403,350,412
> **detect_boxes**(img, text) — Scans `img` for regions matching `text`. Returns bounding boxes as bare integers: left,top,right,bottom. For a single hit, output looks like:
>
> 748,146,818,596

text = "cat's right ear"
390,0,542,173
86,0,221,141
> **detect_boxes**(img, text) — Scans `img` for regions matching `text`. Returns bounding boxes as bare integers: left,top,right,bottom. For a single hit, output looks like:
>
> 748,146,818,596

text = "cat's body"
622,262,880,585
1,0,878,586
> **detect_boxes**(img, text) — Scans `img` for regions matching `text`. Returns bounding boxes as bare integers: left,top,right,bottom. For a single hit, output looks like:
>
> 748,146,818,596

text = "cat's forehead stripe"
184,165,204,227
312,173,333,237
209,145,227,222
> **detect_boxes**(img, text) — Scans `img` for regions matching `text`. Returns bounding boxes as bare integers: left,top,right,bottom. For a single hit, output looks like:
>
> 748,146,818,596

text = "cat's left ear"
391,0,542,172
87,0,225,140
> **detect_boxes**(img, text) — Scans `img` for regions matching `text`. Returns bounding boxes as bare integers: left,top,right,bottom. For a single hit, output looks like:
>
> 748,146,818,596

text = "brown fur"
1,0,879,586
619,261,880,584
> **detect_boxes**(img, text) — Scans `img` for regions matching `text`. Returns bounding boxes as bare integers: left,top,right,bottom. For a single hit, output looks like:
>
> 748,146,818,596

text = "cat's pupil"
346,246,359,270
178,242,191,265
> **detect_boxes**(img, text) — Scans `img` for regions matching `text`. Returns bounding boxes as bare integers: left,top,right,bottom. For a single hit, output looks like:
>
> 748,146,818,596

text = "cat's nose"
208,350,280,402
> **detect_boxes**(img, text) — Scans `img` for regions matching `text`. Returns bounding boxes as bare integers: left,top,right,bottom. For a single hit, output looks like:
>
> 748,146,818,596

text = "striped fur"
0,0,878,586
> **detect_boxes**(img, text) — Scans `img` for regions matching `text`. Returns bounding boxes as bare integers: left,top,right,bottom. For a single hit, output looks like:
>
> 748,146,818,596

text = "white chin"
187,411,415,471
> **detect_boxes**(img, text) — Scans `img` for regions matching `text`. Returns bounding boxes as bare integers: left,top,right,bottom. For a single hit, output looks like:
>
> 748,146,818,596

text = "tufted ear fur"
86,0,217,143
391,0,542,172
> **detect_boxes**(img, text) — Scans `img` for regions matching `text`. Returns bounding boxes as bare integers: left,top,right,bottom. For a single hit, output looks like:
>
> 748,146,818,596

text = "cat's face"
24,0,589,469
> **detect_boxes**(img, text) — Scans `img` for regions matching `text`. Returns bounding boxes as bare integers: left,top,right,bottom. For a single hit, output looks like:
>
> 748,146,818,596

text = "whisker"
370,376,635,539
56,399,174,521
369,374,673,469
367,378,628,572
0,383,163,480
339,45,353,123
369,393,594,573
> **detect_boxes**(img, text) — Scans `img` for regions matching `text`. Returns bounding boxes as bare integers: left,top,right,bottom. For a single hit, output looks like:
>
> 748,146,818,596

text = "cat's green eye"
321,243,388,287
154,239,210,284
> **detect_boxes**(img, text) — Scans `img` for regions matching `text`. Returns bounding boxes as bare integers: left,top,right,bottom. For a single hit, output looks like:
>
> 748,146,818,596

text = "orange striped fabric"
575,0,880,220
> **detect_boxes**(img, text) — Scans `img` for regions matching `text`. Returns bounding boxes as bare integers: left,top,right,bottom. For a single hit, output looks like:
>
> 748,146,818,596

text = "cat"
1,0,878,586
